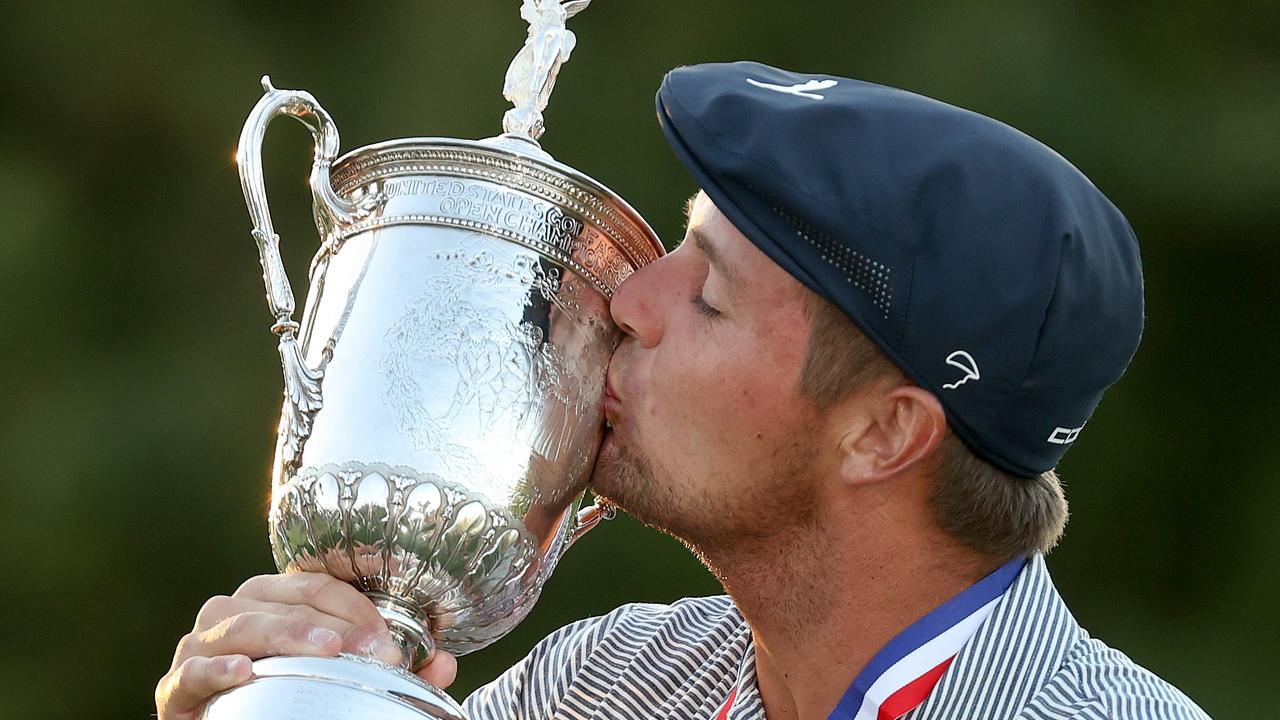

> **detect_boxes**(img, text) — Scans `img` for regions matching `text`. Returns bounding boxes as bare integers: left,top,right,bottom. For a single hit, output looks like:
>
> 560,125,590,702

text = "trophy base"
201,654,466,720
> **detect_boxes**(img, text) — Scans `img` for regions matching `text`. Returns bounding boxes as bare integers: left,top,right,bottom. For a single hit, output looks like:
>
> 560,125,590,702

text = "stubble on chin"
590,431,834,637
590,433,819,555
589,436,704,542
590,438,659,519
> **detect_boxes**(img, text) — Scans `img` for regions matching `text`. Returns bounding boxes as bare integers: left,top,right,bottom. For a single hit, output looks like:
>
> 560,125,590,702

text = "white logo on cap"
942,350,980,390
1047,425,1085,445
746,78,838,100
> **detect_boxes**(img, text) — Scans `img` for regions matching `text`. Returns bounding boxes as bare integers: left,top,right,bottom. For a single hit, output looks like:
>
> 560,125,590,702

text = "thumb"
414,650,458,690
157,655,253,720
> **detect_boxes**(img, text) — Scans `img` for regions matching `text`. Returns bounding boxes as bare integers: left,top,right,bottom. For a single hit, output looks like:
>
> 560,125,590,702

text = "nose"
610,253,669,349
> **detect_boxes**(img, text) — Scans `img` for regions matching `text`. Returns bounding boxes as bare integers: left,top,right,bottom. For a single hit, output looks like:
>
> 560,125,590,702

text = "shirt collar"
910,555,1083,720
726,556,1047,720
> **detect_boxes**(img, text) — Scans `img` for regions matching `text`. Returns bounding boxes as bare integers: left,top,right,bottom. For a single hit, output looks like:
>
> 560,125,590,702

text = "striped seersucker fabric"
463,556,1211,720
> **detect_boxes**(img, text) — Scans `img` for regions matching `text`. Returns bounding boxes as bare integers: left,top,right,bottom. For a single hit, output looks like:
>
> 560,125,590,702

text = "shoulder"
463,595,746,719
535,593,742,653
599,594,741,631
1020,635,1212,720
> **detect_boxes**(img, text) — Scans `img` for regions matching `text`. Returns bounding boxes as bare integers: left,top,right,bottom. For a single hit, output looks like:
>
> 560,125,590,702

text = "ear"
838,386,946,484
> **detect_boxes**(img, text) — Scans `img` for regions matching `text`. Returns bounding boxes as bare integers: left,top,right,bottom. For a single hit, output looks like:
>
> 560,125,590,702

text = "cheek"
646,331,811,450
717,338,812,446
621,271,814,454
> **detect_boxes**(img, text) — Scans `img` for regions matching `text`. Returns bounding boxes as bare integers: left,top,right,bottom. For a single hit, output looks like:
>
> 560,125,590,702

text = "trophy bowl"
262,134,661,658
202,5,663,715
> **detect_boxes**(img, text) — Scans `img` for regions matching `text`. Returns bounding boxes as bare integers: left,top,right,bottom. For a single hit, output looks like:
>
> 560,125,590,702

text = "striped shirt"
463,556,1210,720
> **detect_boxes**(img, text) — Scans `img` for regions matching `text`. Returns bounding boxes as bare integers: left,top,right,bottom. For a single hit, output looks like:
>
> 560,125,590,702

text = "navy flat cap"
656,61,1144,477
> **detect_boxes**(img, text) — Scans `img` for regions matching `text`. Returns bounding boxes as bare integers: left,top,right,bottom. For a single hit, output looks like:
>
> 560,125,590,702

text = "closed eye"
693,293,722,318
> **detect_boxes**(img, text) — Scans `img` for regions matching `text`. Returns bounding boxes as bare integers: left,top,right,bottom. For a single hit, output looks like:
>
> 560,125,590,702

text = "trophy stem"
367,592,433,672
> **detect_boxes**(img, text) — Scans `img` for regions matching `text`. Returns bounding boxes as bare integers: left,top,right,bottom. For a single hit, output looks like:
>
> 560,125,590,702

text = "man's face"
592,192,828,549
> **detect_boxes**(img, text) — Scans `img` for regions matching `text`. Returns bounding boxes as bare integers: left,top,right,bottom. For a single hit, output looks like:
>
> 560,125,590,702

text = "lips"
602,374,622,427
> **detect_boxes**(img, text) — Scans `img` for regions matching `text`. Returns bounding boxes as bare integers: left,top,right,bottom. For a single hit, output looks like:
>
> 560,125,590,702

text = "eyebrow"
690,227,744,289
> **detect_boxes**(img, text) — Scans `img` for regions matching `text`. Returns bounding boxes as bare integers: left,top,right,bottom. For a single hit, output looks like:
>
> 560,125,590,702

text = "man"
157,62,1210,720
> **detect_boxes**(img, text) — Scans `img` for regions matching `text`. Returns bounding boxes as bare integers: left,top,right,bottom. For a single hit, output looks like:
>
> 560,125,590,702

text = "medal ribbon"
714,687,738,720
712,558,1023,720
829,557,1025,720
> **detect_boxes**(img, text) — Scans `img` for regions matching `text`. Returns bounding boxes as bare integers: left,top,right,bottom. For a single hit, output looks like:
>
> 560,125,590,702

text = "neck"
704,490,1000,720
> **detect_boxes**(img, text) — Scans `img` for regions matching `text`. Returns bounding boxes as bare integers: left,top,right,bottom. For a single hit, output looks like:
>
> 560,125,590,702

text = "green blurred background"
1,2,1276,717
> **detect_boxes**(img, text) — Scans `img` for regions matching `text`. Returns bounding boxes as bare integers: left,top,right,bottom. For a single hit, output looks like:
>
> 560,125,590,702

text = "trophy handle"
569,496,616,546
237,75,381,325
236,76,383,473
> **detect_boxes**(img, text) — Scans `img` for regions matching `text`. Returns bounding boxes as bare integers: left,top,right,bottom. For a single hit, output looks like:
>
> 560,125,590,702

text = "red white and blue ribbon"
714,558,1024,720
830,557,1025,720
715,687,738,720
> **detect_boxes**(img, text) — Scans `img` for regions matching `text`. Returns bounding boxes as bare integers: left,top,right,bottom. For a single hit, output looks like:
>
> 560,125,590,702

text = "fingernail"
308,627,340,649
220,656,248,678
361,635,401,664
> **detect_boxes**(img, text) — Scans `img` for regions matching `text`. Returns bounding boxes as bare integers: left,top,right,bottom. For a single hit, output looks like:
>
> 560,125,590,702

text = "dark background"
1,2,1276,718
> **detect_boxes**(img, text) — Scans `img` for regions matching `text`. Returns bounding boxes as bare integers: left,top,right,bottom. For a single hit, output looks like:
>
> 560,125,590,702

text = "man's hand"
155,572,457,720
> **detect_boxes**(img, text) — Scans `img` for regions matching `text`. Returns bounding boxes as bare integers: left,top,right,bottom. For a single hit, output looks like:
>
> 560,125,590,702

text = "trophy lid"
323,0,663,292
327,134,663,297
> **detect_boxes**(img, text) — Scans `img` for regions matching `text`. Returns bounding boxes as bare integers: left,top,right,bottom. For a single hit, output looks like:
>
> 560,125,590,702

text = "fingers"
196,595,354,637
415,651,458,690
160,573,408,720
252,600,397,661
156,654,251,720
182,611,341,660
234,573,387,629
199,610,402,665
192,581,399,662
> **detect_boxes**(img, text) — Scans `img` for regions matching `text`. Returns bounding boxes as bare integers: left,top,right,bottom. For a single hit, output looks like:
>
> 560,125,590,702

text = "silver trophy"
202,2,663,718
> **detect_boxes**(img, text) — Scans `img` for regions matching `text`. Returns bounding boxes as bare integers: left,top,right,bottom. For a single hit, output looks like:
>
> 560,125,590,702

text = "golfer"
157,62,1210,720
